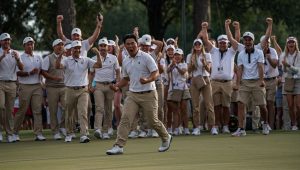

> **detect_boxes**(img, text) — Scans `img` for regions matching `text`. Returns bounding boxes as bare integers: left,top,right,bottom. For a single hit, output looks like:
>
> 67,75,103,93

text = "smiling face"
243,36,254,50
24,41,34,54
72,46,81,58
218,41,228,52
174,53,182,63
0,38,11,50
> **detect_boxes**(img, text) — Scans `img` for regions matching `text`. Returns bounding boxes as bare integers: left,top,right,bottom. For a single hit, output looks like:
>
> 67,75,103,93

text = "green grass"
0,130,300,170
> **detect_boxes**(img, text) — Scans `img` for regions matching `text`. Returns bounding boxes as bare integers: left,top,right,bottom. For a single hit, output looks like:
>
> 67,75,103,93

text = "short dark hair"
123,34,138,44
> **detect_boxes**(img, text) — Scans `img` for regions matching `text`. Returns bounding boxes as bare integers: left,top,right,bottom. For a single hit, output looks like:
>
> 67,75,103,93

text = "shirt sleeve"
205,53,212,63
87,57,96,68
237,52,243,66
257,50,265,64
146,54,158,73
82,39,91,51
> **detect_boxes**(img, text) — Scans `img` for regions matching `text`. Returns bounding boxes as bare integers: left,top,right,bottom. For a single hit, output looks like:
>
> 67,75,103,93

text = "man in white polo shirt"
56,40,102,143
233,32,270,136
200,19,239,134
90,37,120,139
56,13,103,58
0,33,23,142
14,37,45,141
41,39,66,140
106,34,172,155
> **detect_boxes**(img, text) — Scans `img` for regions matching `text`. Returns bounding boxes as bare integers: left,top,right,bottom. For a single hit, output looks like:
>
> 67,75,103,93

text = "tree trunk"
57,0,76,38
146,0,164,40
193,0,211,37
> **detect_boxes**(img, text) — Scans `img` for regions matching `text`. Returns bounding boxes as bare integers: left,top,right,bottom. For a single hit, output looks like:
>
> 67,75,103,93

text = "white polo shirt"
122,50,157,92
17,53,42,84
255,45,279,78
150,52,165,84
91,53,120,82
237,48,265,80
210,46,237,80
61,56,96,86
0,48,20,81
168,62,188,91
186,52,212,77
65,39,90,57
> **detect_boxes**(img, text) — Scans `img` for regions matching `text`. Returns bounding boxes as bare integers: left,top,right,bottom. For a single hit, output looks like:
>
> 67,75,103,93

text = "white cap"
23,37,35,44
64,43,72,50
150,44,157,50
0,33,11,41
141,34,152,46
52,39,63,47
193,38,203,45
243,32,255,41
166,44,175,51
217,34,229,43
174,48,183,55
286,36,297,43
71,28,82,36
166,38,175,44
71,40,82,48
108,40,116,46
260,35,270,43
98,37,108,45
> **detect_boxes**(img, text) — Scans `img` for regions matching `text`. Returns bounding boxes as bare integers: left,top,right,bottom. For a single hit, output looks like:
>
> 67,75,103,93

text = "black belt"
131,90,153,94
264,77,276,81
97,81,112,85
212,79,231,83
67,86,86,90
0,80,16,82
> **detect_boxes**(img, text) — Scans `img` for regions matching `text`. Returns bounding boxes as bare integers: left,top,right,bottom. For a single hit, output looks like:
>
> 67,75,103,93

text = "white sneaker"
94,129,102,139
173,128,180,136
222,126,230,133
167,128,173,135
184,128,190,135
231,128,246,137
152,130,159,138
0,132,3,142
65,135,72,142
35,134,46,141
7,135,16,143
80,135,90,143
192,127,201,136
108,128,114,136
53,133,62,140
106,145,124,155
60,128,67,136
128,131,138,138
267,124,272,131
13,134,20,141
211,127,219,135
138,131,147,138
291,125,298,131
262,124,270,135
102,133,110,139
158,134,173,152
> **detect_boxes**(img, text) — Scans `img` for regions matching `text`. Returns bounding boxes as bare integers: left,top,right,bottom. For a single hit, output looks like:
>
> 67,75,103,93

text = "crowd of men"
1,14,300,155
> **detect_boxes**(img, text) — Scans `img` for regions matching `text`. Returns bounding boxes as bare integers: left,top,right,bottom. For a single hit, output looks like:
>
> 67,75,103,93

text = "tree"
57,0,76,38
193,0,211,37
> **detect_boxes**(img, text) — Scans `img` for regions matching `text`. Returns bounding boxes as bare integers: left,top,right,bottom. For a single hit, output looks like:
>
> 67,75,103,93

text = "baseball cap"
217,34,229,43
174,48,183,55
166,44,175,51
141,34,152,46
64,43,72,50
71,28,82,36
286,36,297,43
23,37,35,44
166,38,175,44
260,35,270,43
193,38,203,45
243,32,255,41
108,40,116,46
0,33,11,41
52,39,64,47
98,37,108,45
71,40,82,48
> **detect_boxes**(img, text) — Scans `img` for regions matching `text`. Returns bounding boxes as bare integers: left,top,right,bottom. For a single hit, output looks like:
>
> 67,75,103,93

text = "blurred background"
1,0,299,55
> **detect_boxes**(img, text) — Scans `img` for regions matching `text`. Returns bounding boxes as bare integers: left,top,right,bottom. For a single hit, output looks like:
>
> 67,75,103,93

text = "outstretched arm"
225,19,238,50
87,13,104,46
261,18,273,49
56,15,67,42
200,22,213,52
232,21,240,42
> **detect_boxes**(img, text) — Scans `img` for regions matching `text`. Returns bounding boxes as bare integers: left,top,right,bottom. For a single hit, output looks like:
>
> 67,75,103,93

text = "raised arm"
91,47,102,68
87,13,103,46
232,21,241,42
56,15,67,42
225,19,238,50
152,39,163,57
261,18,273,49
200,22,213,52
271,35,282,56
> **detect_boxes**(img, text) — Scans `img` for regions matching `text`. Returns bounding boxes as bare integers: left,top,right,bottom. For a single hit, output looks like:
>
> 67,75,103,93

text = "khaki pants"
94,83,114,133
14,84,43,135
46,86,66,134
65,87,89,136
115,91,169,147
0,81,17,135
190,77,215,127
156,83,164,122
